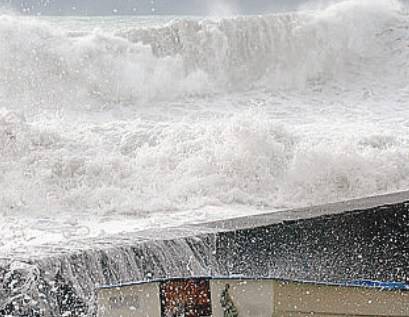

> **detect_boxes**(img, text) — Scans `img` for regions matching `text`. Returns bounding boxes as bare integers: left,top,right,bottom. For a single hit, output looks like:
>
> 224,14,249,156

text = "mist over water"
1,0,409,251
207,0,239,16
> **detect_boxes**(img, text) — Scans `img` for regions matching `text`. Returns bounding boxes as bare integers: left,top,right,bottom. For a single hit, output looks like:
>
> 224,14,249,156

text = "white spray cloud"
207,0,239,16
298,0,402,12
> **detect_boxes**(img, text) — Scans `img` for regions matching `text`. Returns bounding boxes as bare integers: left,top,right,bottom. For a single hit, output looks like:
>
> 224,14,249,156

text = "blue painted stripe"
97,276,409,291
345,280,409,291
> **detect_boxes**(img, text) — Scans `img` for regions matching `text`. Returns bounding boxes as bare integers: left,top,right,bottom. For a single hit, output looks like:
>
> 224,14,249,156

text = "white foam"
1,0,409,254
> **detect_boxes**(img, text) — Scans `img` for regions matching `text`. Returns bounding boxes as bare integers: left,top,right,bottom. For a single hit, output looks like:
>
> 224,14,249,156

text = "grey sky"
1,0,306,15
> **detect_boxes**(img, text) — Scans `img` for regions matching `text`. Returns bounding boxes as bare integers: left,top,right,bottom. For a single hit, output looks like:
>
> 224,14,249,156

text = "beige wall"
211,280,274,317
274,281,409,317
211,280,409,317
96,279,409,317
97,282,161,317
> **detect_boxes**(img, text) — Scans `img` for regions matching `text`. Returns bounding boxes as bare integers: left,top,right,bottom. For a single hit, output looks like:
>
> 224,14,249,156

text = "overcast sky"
1,0,306,15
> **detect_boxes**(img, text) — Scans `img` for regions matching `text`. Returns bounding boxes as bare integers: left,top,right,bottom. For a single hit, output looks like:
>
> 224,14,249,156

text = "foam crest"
0,15,212,111
122,0,406,90
0,0,407,110
2,106,409,218
281,139,409,207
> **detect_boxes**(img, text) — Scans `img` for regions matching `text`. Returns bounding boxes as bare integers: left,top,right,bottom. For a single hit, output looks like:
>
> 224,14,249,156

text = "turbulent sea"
1,0,409,254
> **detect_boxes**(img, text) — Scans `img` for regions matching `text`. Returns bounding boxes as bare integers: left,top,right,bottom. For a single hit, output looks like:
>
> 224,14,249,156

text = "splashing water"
0,0,409,253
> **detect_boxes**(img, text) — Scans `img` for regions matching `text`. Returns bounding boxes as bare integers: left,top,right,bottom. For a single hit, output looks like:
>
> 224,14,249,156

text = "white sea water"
1,0,409,255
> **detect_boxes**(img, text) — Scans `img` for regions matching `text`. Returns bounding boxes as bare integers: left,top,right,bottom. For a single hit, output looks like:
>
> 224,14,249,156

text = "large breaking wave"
1,0,409,226
1,0,407,106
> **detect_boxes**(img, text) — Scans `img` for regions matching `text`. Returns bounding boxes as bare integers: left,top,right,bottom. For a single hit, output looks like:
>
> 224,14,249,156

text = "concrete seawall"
1,191,409,316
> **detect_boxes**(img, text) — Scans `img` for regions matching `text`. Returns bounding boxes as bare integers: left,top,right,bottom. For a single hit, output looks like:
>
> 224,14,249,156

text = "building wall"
96,279,409,317
211,280,274,317
273,281,409,316
97,283,161,317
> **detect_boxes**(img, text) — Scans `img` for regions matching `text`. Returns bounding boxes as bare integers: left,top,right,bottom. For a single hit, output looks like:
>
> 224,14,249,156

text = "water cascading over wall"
1,191,409,316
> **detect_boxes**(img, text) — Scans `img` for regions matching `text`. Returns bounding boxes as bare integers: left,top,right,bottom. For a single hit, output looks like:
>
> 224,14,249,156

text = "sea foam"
0,0,408,251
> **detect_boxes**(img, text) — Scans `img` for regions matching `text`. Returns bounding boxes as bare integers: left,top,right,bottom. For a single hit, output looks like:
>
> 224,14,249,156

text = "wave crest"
0,0,407,109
